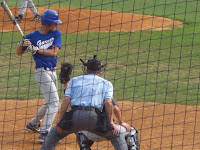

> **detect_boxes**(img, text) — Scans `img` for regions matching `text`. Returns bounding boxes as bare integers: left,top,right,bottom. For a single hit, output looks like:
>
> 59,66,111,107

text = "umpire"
40,55,128,150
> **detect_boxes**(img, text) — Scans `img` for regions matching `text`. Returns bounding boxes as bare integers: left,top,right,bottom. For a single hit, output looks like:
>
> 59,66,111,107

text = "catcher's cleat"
25,122,40,133
32,14,41,21
15,15,23,22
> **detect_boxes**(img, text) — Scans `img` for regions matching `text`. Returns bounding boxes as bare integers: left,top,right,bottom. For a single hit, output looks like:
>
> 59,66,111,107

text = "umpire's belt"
36,67,55,71
71,106,96,111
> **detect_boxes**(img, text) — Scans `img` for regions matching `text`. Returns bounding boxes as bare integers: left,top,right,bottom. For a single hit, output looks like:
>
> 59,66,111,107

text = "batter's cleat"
25,122,40,133
32,14,41,21
38,132,48,143
15,15,23,22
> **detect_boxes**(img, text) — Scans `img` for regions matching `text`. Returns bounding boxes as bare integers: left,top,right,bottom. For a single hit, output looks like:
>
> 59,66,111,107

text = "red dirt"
0,99,199,150
0,7,182,34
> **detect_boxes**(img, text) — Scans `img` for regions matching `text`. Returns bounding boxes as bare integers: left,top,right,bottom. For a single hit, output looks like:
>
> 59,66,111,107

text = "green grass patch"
1,0,200,105
1,23,200,105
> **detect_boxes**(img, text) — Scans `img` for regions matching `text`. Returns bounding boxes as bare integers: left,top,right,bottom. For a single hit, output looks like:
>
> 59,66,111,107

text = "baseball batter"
15,0,40,21
16,9,62,143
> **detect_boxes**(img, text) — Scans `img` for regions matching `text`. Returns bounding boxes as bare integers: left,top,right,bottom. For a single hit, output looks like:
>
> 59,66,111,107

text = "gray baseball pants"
19,0,39,16
40,109,128,150
30,68,60,133
80,125,128,142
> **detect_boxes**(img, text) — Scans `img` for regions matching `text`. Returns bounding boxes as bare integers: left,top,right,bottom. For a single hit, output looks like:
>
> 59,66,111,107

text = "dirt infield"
1,6,198,150
0,100,199,150
0,7,182,33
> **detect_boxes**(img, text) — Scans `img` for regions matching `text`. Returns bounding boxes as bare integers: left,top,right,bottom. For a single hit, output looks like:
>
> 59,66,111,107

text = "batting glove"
26,45,39,55
18,39,32,47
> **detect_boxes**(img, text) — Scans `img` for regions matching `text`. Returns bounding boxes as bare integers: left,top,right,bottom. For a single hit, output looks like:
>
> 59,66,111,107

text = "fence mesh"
0,0,200,149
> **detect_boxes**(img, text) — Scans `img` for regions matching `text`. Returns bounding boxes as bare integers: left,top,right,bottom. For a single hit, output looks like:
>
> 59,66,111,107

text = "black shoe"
32,14,41,21
25,122,40,133
15,15,23,22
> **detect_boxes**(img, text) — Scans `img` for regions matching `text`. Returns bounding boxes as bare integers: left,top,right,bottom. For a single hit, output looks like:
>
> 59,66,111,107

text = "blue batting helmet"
41,9,62,26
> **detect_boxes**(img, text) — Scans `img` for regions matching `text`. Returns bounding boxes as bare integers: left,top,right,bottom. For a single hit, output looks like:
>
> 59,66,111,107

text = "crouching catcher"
76,101,140,150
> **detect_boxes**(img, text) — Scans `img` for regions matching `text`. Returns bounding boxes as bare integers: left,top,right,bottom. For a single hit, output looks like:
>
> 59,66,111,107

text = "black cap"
80,55,105,71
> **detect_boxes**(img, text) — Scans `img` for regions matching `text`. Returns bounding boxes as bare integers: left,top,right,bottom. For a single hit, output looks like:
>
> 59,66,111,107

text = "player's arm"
104,98,119,134
104,98,114,124
17,46,26,56
37,45,59,57
16,38,32,56
113,105,123,123
112,100,124,123
113,105,131,131
58,96,70,122
64,82,69,89
57,78,72,133
56,96,70,133
38,30,61,57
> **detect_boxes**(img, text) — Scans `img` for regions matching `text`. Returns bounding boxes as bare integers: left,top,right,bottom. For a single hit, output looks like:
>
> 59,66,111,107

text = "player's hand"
26,45,39,54
120,122,131,132
111,123,119,134
18,39,32,47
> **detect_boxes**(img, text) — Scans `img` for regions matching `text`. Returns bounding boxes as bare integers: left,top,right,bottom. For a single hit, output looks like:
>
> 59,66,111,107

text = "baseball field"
0,0,200,149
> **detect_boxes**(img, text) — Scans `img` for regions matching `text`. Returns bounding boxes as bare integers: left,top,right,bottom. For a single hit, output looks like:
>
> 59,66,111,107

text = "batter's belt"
36,67,55,71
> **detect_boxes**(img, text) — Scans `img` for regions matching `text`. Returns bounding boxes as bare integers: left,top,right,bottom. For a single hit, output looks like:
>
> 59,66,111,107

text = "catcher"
59,61,140,150
76,102,140,150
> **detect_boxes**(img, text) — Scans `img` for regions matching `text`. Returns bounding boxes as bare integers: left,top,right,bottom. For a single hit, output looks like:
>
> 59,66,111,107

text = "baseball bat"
1,1,25,38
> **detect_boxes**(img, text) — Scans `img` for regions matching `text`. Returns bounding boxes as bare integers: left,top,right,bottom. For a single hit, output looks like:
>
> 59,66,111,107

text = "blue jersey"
26,29,61,68
65,74,113,110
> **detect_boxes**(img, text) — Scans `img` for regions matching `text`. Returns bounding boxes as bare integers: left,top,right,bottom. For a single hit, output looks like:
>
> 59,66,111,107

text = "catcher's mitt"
59,63,73,84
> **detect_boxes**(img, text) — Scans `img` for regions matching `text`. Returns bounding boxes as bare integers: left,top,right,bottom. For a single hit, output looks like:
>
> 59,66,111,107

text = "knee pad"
76,132,94,150
125,127,140,150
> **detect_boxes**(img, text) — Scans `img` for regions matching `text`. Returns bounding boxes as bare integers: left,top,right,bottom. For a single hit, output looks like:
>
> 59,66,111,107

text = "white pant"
30,68,60,133
19,0,38,16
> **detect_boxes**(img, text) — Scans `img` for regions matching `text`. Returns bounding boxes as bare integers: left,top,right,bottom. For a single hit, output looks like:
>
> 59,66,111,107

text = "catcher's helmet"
80,55,106,71
41,9,62,26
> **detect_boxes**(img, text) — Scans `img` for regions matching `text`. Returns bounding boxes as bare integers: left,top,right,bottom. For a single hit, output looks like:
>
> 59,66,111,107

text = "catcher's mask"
80,55,106,73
